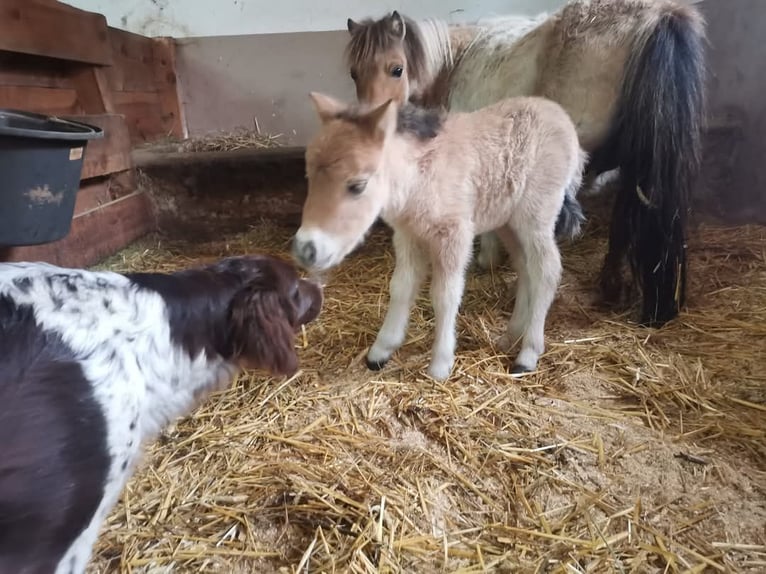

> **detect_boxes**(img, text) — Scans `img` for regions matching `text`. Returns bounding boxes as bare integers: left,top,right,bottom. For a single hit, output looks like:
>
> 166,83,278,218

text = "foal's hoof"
509,363,532,375
365,356,389,371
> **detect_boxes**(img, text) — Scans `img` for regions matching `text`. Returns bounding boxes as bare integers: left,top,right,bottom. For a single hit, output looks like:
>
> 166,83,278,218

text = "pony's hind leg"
599,175,631,307
476,231,505,270
511,230,562,374
428,227,473,380
367,229,428,370
493,226,530,350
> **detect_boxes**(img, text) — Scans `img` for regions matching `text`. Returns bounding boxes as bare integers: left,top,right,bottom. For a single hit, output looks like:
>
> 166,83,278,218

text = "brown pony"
292,92,585,380
344,0,706,327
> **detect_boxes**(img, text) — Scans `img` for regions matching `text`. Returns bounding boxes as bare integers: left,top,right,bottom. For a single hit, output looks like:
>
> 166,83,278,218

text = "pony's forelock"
345,13,428,82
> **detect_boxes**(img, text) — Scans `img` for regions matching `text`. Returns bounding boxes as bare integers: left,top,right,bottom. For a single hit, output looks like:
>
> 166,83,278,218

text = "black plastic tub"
0,109,104,246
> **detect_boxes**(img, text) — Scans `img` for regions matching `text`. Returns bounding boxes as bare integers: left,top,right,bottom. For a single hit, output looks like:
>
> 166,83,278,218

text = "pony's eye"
347,180,367,195
391,66,403,78
350,69,358,81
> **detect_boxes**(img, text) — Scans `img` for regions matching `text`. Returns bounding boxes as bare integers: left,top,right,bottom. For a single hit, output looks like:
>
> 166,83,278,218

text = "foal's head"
346,11,424,106
293,92,398,272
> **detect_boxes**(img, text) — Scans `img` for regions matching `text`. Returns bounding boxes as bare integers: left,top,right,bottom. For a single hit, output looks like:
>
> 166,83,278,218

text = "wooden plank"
152,38,186,138
0,85,80,115
0,192,155,268
66,114,132,180
73,178,111,215
0,52,73,89
71,65,116,114
131,146,306,169
74,170,136,214
106,28,159,93
0,0,112,65
113,98,168,144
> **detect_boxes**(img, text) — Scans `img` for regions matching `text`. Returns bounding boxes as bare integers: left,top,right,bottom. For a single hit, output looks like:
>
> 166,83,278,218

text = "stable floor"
87,213,765,573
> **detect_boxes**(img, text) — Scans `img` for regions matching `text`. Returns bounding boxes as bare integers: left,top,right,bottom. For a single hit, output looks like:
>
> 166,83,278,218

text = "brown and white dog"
0,255,322,574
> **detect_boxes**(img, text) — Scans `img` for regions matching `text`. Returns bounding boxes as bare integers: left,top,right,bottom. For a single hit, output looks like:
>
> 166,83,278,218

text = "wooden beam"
0,192,155,268
0,0,112,65
74,171,136,214
152,38,186,139
0,85,80,115
74,115,132,180
131,146,306,169
71,66,115,114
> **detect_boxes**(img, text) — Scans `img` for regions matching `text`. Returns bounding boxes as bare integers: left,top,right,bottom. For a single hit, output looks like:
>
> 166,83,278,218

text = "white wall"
63,0,565,37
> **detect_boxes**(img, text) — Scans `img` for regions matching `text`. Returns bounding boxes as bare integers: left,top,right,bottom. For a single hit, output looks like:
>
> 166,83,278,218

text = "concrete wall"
697,0,766,221
62,0,565,37
174,31,352,145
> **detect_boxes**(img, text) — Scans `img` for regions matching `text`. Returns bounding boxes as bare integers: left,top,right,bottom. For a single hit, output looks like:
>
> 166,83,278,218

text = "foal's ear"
360,99,397,140
309,92,346,124
347,18,360,34
389,11,406,40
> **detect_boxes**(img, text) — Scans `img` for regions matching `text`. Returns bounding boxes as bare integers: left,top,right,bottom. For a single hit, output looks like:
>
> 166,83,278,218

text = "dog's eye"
347,180,367,195
391,66,403,78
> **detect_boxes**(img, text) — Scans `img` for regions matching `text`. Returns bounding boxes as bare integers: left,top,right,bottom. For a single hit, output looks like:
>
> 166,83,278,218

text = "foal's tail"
613,4,706,325
555,148,587,242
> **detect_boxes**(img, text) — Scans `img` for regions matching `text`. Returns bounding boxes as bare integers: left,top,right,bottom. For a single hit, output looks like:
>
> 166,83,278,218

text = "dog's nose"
292,238,317,268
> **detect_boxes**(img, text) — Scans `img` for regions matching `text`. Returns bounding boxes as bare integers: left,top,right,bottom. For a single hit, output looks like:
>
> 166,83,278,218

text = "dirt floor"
86,210,765,573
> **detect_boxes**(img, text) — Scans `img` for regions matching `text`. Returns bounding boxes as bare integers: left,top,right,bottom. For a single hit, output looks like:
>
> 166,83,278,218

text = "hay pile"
140,123,284,154
88,217,765,573
178,126,283,153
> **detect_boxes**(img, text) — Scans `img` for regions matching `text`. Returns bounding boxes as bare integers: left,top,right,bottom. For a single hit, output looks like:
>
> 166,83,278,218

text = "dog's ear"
228,286,299,377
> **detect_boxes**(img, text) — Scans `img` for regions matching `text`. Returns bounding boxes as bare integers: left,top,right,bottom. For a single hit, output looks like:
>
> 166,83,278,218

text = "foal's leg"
367,230,428,370
476,231,505,271
428,227,473,380
493,226,530,349
511,231,562,374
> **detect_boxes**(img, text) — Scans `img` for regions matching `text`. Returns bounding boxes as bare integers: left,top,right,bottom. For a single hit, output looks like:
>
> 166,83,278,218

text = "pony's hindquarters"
598,4,706,325
495,98,580,373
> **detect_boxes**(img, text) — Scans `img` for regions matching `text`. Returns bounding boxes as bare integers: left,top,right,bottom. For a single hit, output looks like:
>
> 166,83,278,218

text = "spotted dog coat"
0,256,322,574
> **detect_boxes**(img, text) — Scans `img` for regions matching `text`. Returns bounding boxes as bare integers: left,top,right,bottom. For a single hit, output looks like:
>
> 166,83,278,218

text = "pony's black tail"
613,5,706,326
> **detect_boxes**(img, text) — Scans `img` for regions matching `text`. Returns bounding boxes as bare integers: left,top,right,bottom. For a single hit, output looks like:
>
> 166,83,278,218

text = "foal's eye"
391,66,403,78
347,180,367,195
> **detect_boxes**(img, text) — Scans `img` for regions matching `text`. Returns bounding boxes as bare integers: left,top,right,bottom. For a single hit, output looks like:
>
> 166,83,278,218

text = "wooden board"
0,192,155,268
153,38,186,138
74,171,136,214
62,114,132,180
0,52,74,89
112,94,168,144
0,85,80,115
106,28,160,93
0,0,112,65
71,65,115,114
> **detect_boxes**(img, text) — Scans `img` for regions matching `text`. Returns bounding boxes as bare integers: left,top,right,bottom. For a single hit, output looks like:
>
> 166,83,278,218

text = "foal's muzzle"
291,237,317,269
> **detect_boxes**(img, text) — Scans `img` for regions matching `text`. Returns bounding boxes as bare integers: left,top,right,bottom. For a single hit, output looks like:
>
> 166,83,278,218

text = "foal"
293,93,585,380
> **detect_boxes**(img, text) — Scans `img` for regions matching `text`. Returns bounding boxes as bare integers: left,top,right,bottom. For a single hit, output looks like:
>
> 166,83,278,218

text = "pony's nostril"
302,241,317,265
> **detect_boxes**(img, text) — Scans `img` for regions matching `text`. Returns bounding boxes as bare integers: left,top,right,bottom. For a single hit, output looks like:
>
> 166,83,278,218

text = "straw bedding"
86,212,765,573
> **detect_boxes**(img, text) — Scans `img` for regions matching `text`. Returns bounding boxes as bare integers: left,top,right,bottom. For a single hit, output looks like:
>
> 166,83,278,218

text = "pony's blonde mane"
416,18,454,81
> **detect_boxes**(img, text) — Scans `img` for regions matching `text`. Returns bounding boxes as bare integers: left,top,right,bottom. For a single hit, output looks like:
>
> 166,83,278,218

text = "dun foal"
293,93,585,380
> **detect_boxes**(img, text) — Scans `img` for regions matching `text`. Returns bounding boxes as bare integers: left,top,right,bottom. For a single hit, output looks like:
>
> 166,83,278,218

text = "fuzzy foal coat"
0,256,322,574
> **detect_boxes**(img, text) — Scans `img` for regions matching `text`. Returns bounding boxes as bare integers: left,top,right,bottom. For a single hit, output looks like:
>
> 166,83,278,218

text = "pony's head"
292,92,398,272
345,11,425,106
